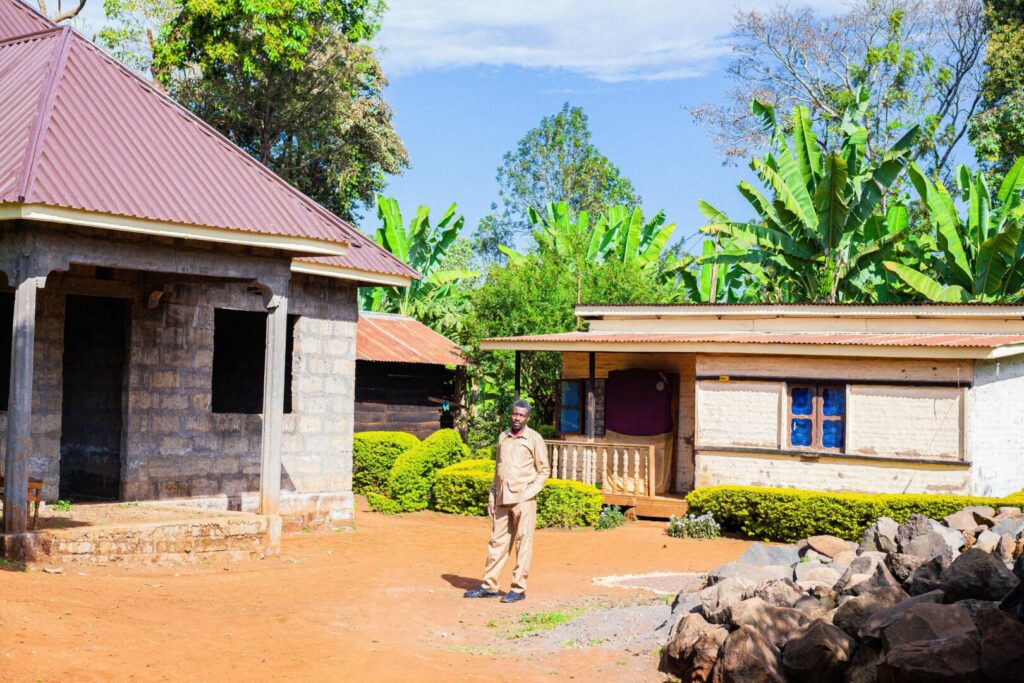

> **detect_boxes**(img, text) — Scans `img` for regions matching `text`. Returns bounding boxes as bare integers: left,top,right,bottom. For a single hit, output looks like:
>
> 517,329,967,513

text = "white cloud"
377,0,848,82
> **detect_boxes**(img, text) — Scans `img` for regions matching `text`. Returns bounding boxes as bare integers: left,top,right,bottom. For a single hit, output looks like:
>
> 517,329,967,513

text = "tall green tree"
884,159,1024,301
361,197,477,340
698,96,919,303
151,0,407,221
475,103,640,260
970,1,1024,173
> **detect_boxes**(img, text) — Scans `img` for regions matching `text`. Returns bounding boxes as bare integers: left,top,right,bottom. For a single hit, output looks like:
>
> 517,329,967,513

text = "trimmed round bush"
537,481,602,528
353,431,420,495
475,446,495,460
433,459,603,528
387,429,471,512
434,459,494,516
365,491,402,515
687,485,1024,542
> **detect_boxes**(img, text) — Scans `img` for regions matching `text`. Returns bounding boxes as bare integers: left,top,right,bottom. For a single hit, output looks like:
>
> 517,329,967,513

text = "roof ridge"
15,24,70,202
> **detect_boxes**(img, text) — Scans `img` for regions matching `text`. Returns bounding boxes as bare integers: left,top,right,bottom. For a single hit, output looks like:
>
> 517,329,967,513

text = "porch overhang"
479,332,1024,361
0,204,349,257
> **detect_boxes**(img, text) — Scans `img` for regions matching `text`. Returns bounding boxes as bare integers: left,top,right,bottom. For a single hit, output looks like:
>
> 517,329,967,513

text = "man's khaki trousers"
481,498,536,593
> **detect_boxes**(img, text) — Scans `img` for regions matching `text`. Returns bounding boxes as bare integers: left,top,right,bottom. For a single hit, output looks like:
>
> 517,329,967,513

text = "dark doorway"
60,295,128,501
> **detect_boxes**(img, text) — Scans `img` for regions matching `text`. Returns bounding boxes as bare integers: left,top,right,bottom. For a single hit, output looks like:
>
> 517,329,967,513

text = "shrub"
387,429,471,512
476,446,495,460
595,505,626,531
687,485,1024,542
433,459,603,528
365,491,403,514
352,431,420,495
434,459,494,516
536,424,557,439
537,480,602,528
667,512,721,539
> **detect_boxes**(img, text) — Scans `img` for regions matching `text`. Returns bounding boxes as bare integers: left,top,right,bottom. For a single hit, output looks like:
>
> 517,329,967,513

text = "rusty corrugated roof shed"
483,331,1024,348
358,312,469,366
0,0,418,281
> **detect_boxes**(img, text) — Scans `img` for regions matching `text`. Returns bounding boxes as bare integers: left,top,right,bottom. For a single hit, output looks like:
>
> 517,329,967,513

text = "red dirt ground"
0,499,749,682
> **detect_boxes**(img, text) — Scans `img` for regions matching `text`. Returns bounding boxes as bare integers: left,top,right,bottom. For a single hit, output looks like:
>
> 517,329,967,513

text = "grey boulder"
711,625,786,683
661,612,728,683
735,542,800,567
939,548,1020,603
832,585,908,638
976,608,1024,683
880,602,977,651
879,635,983,683
858,517,898,554
805,535,857,560
857,589,945,641
699,577,755,624
781,619,855,683
885,552,927,583
731,597,809,649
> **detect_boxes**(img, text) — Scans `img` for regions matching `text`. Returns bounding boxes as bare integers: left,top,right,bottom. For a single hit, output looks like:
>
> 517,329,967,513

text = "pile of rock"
660,505,1024,682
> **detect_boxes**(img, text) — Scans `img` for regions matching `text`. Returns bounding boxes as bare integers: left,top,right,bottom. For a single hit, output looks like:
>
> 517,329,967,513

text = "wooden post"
4,277,43,534
259,294,288,527
454,365,468,441
514,350,521,401
586,351,596,443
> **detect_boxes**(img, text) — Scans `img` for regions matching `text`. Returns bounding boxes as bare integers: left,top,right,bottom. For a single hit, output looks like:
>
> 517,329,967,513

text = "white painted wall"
846,386,962,460
695,451,971,495
968,357,1024,497
696,380,783,449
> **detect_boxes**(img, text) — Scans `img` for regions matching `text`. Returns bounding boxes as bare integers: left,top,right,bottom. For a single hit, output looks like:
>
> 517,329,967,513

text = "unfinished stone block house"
0,0,418,536
483,304,1024,516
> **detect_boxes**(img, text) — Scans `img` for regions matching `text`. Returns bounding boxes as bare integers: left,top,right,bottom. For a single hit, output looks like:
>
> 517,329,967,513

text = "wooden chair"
0,476,44,530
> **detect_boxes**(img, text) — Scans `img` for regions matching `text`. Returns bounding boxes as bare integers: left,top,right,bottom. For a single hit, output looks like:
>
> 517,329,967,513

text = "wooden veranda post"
259,293,288,550
514,350,521,400
4,277,43,534
586,351,596,443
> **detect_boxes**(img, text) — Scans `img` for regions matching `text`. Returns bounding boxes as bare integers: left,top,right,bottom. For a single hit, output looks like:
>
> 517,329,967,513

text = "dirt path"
0,500,749,682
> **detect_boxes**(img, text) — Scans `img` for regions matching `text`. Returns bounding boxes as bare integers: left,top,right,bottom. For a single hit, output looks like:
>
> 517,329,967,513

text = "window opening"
211,309,297,414
788,383,845,451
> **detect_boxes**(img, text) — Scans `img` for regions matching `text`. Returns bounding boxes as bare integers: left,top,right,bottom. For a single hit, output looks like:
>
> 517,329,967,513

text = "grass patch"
51,499,72,512
509,609,583,638
0,557,26,572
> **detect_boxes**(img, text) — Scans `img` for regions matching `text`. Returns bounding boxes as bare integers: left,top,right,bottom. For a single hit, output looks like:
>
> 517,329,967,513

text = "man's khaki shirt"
491,425,550,506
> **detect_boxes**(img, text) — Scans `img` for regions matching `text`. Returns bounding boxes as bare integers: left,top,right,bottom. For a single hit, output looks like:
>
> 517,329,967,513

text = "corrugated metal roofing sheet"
0,0,49,39
482,331,1024,349
358,312,469,365
0,0,417,280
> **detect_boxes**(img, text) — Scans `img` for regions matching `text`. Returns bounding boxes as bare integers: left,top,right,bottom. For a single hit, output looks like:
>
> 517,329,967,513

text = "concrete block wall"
0,286,64,500
968,356,1024,497
2,268,358,523
123,274,358,521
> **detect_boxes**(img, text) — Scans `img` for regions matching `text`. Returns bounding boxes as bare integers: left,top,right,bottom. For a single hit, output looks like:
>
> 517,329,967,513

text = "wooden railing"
546,440,657,497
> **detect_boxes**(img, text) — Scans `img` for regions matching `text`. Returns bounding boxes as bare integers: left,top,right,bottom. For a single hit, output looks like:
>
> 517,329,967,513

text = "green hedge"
433,459,603,528
686,485,1024,542
386,429,471,512
352,431,421,495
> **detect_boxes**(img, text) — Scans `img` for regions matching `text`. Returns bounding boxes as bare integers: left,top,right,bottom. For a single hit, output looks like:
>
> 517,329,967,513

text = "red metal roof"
0,0,48,38
0,0,417,280
482,331,1024,349
358,312,469,365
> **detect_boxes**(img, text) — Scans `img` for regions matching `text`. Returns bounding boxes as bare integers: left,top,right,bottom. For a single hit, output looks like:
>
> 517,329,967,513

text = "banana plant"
360,197,478,315
883,159,1024,302
500,201,677,270
697,94,919,302
676,238,754,302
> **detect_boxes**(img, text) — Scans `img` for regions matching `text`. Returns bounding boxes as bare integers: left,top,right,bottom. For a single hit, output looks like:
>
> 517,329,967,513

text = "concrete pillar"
259,294,287,549
4,277,43,534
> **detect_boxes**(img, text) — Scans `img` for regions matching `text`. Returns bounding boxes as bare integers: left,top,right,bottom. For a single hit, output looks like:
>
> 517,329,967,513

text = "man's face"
510,406,529,432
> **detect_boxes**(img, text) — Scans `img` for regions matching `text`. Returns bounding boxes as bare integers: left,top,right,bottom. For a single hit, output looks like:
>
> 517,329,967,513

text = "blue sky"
370,0,846,249
72,0,847,248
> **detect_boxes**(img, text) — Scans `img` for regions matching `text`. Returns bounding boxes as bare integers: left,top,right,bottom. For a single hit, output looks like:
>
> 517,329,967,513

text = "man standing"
464,399,549,603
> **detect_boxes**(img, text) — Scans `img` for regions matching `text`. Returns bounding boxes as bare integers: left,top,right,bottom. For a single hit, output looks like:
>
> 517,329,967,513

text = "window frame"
556,378,606,437
787,383,846,452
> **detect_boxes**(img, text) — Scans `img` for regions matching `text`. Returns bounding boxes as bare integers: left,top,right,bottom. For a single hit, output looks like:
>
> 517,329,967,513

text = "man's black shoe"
500,591,526,603
463,587,499,598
